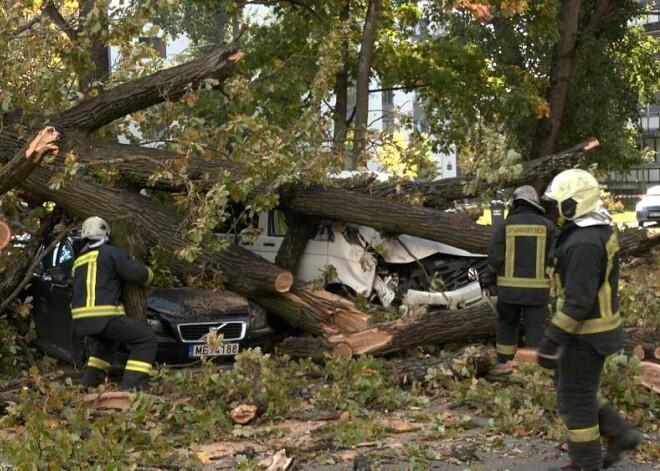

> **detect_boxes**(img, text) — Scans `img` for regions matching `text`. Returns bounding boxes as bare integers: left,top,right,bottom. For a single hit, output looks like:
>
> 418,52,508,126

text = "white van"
236,210,487,309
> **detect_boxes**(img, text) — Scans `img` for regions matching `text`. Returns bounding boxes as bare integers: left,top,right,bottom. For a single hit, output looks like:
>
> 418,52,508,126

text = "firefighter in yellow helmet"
484,185,558,374
539,170,642,471
72,216,156,390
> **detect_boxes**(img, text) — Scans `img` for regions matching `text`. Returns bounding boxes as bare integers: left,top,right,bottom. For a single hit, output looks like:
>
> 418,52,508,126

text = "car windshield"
647,186,660,196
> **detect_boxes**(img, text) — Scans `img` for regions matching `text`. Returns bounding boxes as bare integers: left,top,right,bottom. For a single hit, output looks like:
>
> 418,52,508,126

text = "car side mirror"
43,267,69,284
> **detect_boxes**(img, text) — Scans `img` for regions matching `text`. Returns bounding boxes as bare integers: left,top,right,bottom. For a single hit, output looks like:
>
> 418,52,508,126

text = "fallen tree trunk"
352,138,599,209
279,303,497,356
22,168,293,298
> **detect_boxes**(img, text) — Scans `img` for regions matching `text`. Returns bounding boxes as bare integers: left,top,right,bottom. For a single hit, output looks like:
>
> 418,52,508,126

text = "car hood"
639,195,660,208
147,287,249,319
357,226,485,263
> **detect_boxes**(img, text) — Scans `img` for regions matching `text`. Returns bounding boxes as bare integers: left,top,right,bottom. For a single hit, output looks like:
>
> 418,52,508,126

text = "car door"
31,238,84,366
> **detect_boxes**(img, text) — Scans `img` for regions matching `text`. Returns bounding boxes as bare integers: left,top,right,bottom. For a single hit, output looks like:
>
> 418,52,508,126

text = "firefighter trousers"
556,337,632,470
82,316,157,390
496,300,546,361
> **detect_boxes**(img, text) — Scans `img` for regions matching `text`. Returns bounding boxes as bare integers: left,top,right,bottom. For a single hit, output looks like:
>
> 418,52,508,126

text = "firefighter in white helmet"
483,185,558,375
539,169,642,471
72,216,156,390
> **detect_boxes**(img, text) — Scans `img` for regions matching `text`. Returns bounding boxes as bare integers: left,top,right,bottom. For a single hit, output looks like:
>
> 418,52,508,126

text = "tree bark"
332,0,350,156
20,168,293,298
274,211,315,273
530,0,580,159
276,303,496,357
281,185,493,254
347,0,382,169
0,126,60,196
110,215,148,324
54,42,243,133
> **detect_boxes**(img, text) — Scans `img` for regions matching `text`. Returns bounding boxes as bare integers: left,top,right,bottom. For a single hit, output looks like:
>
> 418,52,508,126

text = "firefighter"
483,185,558,374
72,216,157,390
538,169,643,471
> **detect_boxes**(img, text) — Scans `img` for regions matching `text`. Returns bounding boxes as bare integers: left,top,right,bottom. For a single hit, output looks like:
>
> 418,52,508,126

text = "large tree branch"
0,126,60,196
582,0,629,36
54,42,244,133
42,1,78,42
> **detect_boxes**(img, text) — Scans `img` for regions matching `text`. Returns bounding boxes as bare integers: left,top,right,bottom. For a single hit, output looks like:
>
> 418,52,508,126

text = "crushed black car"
27,232,274,369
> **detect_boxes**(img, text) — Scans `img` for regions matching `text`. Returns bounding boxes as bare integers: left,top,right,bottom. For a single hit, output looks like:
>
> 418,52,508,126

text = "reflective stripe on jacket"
545,223,622,356
487,205,558,305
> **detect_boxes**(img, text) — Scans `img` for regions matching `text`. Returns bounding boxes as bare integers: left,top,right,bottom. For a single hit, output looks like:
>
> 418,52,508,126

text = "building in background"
608,0,660,195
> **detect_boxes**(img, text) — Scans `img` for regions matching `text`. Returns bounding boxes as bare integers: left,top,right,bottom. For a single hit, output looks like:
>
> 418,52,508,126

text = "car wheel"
638,221,644,228
72,334,93,370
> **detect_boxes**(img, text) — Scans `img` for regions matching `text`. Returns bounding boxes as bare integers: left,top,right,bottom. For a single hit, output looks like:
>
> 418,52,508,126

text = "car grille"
177,322,247,343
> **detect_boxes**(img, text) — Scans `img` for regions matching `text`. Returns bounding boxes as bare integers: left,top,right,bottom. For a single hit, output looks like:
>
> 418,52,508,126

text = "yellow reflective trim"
72,305,125,319
87,356,111,372
551,311,621,335
73,251,98,268
146,267,154,285
567,425,600,443
506,225,547,236
496,344,517,355
536,229,546,280
125,360,152,375
498,276,550,288
505,233,515,278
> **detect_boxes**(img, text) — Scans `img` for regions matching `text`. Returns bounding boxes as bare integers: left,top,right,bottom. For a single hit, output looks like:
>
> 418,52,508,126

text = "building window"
139,37,166,59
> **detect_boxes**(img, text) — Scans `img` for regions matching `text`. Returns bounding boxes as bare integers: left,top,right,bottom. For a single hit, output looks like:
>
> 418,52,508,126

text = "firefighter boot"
81,366,107,389
598,402,643,469
602,428,643,469
547,461,598,471
121,371,151,391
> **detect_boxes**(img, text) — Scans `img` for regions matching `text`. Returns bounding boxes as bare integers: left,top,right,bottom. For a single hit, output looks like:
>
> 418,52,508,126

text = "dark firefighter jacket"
545,222,622,356
71,243,154,336
487,204,558,305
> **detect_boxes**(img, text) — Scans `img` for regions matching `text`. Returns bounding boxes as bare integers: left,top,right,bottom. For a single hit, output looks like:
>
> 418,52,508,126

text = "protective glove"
479,271,498,296
536,336,559,370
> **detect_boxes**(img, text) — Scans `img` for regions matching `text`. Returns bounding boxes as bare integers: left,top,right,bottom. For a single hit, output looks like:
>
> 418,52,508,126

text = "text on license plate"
189,343,240,357
649,211,660,217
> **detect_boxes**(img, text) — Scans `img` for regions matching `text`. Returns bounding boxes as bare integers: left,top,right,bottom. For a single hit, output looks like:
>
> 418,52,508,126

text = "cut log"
258,285,371,336
622,327,659,363
638,361,660,395
0,220,10,252
230,403,261,425
389,349,494,385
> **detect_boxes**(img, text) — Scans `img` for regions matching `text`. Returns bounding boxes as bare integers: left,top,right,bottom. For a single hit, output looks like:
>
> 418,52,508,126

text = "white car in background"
237,210,488,309
636,185,660,227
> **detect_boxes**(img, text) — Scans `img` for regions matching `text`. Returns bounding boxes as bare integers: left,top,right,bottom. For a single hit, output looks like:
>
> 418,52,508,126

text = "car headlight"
147,318,165,335
249,302,269,330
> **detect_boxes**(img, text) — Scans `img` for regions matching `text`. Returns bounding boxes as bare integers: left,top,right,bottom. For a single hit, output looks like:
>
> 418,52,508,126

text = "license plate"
649,211,660,217
189,343,239,358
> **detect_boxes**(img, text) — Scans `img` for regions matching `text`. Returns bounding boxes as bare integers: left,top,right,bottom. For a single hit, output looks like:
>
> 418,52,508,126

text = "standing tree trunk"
346,0,382,169
333,0,350,157
530,0,580,159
